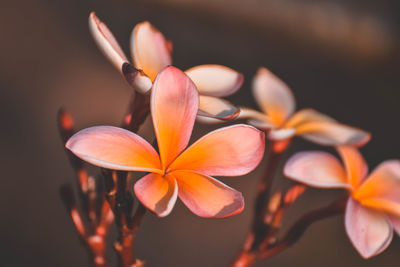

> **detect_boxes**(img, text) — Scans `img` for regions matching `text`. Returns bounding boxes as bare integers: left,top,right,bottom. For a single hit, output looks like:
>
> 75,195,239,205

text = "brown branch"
258,184,307,252
248,140,288,250
231,140,288,267
257,195,347,260
101,88,151,267
103,170,147,267
58,109,113,267
232,139,296,267
60,75,151,266
232,194,347,267
60,184,108,267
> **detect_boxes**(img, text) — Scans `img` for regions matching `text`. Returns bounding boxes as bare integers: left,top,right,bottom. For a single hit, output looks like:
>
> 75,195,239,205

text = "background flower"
239,67,371,146
284,147,400,258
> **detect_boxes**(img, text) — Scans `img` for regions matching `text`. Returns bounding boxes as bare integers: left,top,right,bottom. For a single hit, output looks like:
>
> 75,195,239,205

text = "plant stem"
232,140,286,267
232,191,347,267
102,90,150,266
121,92,150,133
58,109,112,267
257,195,347,261
250,144,285,249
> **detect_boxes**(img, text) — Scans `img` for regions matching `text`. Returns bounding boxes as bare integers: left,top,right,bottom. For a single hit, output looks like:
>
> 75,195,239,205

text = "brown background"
1,0,400,266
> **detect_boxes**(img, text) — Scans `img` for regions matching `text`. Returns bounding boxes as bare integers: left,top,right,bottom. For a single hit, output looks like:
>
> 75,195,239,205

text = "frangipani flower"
284,146,400,258
238,67,370,146
66,66,265,218
89,12,242,120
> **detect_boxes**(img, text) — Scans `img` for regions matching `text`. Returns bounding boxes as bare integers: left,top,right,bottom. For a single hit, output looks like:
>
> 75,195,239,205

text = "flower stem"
121,92,150,133
59,87,151,267
58,109,113,267
232,179,347,267
104,171,147,267
257,195,347,261
250,144,285,249
232,140,287,267
103,91,151,266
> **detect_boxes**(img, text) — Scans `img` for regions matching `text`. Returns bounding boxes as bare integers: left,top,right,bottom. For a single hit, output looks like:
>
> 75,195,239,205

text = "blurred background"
1,0,400,266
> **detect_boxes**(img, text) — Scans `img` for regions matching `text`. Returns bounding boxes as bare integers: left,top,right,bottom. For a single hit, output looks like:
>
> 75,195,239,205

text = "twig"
102,90,151,267
232,138,296,267
232,193,347,267
121,90,150,133
58,109,114,267
250,143,285,249
257,195,347,260
60,184,112,267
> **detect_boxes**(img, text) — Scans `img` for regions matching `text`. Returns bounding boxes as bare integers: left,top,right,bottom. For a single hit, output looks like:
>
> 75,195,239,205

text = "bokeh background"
1,0,400,266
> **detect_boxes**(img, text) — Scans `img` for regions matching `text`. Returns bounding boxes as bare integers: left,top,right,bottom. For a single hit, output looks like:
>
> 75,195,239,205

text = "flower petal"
89,12,128,72
171,170,244,218
168,124,265,176
66,126,161,173
122,63,153,94
268,128,296,140
151,66,198,168
284,151,349,188
284,109,336,129
252,67,295,125
345,197,393,259
296,121,371,146
185,65,243,97
198,95,239,120
337,146,368,190
131,21,172,81
195,116,224,124
353,160,400,216
237,107,276,129
134,173,178,217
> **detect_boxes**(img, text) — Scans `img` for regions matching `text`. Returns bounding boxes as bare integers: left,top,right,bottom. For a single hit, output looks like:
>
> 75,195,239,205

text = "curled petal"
66,126,161,173
345,198,393,259
284,151,349,188
198,95,239,120
171,170,244,218
185,65,243,97
337,146,368,190
131,21,172,81
252,67,295,125
122,63,153,93
296,121,371,147
134,173,178,217
168,124,265,176
89,12,128,72
353,160,400,216
151,66,198,168
195,116,224,124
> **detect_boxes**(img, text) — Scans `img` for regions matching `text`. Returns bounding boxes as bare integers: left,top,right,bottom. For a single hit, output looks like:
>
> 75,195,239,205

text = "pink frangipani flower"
66,66,265,218
238,67,370,146
89,12,242,121
284,146,400,258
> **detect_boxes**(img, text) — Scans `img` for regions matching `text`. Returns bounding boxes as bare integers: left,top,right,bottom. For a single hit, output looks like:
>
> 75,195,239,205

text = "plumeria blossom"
238,67,370,146
89,12,243,121
66,66,265,218
284,146,400,258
